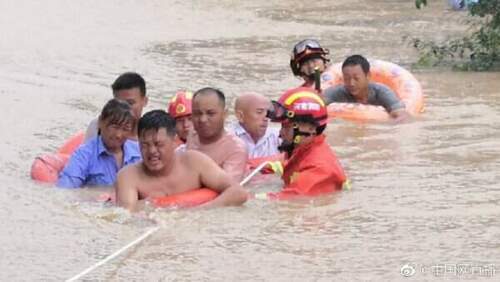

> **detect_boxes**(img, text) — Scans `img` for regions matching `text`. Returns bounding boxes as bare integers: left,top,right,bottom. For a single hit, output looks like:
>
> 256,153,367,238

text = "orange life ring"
150,188,219,208
30,132,84,183
97,188,218,208
321,59,424,122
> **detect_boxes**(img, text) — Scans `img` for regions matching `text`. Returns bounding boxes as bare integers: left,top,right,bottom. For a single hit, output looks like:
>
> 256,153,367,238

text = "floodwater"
1,0,499,281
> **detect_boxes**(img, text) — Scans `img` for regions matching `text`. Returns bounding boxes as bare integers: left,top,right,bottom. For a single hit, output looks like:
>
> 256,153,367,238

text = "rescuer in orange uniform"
255,87,350,200
168,91,194,147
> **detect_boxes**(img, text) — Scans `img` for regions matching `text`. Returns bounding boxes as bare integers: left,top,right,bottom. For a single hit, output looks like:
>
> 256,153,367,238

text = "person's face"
192,94,226,141
175,115,193,141
115,87,148,120
294,122,316,145
238,99,270,141
342,65,370,98
300,57,326,79
139,128,175,173
279,122,316,145
279,122,294,143
99,118,133,152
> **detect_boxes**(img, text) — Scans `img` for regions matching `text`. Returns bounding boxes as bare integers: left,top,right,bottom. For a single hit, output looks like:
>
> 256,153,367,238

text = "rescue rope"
65,161,270,281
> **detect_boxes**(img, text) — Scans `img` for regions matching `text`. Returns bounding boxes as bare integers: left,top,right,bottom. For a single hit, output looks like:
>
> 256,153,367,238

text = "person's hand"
260,161,284,176
249,192,269,200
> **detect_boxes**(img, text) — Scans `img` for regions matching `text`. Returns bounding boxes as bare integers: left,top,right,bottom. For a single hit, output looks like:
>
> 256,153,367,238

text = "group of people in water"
56,39,409,212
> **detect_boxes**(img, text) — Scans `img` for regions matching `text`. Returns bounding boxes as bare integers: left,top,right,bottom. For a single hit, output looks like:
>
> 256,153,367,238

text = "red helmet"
168,91,192,118
268,87,328,126
290,39,330,76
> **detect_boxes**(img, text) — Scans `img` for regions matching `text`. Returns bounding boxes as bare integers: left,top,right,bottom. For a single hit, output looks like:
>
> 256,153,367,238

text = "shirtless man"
231,93,280,159
115,110,248,212
186,87,248,182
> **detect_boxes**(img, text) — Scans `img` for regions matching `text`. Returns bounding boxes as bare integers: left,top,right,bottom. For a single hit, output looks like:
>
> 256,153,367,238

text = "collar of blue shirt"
96,136,141,164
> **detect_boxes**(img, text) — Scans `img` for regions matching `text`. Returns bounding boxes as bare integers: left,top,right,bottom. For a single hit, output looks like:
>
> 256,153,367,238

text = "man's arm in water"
115,164,141,212
389,108,411,122
375,84,410,122
189,151,248,208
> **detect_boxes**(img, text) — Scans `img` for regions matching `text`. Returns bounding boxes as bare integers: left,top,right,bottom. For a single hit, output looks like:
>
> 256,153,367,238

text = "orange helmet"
168,91,193,118
268,87,328,126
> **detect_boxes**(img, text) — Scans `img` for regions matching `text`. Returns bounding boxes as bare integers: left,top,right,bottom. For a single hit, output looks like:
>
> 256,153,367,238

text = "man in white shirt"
231,93,281,159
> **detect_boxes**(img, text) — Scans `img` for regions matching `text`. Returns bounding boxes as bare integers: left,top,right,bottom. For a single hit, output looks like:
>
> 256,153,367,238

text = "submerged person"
115,110,248,212
323,55,409,121
167,90,194,148
57,99,141,188
255,87,349,200
84,72,148,141
186,87,248,182
289,39,331,89
231,93,281,159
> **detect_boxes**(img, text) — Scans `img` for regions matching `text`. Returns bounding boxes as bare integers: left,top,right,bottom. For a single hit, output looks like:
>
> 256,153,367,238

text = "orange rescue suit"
268,134,347,200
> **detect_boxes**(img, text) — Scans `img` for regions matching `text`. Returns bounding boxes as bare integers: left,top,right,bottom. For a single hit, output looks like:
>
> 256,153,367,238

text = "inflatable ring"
150,188,219,208
31,132,84,183
320,59,424,122
96,188,219,208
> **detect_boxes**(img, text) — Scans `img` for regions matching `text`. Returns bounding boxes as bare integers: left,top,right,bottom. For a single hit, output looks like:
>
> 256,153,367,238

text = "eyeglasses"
266,100,294,122
293,39,323,56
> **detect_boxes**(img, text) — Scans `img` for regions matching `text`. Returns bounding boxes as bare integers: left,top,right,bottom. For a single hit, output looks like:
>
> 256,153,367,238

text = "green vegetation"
413,0,500,71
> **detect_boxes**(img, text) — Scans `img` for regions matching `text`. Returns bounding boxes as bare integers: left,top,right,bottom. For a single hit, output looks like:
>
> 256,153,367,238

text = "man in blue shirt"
57,99,141,188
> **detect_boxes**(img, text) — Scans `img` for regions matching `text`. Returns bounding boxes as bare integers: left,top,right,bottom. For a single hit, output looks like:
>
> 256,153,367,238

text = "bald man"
231,93,281,159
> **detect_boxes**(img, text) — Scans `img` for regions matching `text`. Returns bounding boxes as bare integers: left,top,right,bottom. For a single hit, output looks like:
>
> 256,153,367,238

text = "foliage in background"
413,0,500,71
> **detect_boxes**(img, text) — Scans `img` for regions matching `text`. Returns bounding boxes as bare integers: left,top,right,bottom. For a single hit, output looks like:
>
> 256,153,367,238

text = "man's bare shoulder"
117,162,143,178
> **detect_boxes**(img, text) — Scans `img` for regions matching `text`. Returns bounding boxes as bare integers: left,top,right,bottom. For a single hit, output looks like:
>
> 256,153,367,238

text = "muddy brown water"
1,0,499,281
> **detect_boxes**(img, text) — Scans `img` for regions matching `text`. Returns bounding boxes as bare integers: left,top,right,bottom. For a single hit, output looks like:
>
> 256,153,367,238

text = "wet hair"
111,72,146,96
193,87,226,108
99,98,135,126
138,110,176,138
342,55,370,74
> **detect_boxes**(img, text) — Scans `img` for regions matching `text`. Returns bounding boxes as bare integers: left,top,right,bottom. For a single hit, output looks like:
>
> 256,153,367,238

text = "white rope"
65,226,160,282
240,161,269,186
66,161,270,281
